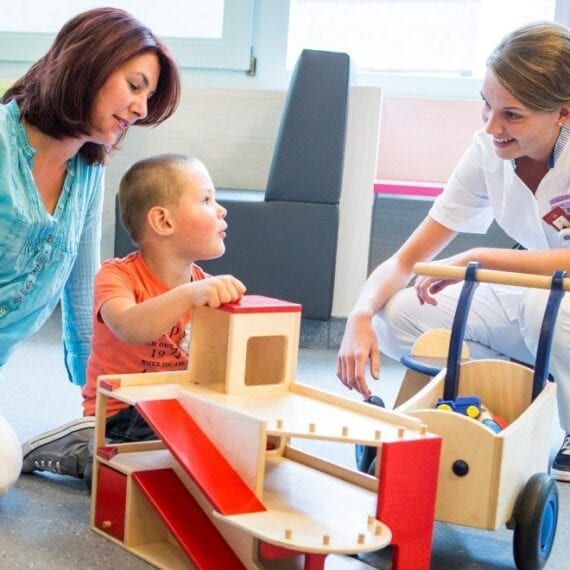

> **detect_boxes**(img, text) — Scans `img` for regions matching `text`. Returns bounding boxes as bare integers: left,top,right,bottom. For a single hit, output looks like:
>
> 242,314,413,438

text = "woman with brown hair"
0,7,180,494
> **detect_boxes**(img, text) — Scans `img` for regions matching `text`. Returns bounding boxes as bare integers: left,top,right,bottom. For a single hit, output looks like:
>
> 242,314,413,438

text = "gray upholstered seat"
115,49,350,320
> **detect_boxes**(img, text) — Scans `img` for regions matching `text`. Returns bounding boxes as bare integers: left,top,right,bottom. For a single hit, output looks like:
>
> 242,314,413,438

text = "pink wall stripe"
374,179,444,198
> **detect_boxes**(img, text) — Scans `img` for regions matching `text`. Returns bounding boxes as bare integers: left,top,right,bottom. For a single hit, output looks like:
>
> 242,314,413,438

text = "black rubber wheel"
512,472,558,569
355,395,385,473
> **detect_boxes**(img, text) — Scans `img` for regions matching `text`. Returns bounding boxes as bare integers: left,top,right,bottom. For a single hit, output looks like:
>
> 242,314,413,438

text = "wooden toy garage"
90,295,442,570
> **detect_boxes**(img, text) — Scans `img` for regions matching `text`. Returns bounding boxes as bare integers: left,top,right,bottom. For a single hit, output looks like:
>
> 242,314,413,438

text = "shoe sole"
550,466,570,482
22,417,96,460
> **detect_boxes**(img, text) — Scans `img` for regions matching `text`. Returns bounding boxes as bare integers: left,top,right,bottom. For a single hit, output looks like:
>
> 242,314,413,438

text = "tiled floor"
0,310,568,569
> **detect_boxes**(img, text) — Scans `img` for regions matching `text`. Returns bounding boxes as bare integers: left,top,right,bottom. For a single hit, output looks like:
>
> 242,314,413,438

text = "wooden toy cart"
90,296,442,570
364,262,565,570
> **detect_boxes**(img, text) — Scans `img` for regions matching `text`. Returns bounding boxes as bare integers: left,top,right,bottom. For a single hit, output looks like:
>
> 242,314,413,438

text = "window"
0,0,254,71
287,0,561,96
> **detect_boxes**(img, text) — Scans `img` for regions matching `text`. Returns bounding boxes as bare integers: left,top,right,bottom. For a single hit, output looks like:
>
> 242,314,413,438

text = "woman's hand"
336,218,459,395
413,250,480,305
336,311,380,399
413,274,458,305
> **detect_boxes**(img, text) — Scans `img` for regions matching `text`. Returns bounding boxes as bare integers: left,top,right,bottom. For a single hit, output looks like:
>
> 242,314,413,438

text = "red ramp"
133,468,245,569
136,399,266,515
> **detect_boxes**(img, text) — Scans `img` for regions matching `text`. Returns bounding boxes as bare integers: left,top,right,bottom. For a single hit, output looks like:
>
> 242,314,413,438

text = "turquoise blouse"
0,100,104,385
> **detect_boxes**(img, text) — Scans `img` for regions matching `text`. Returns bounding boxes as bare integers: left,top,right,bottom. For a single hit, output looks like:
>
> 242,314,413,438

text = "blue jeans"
84,407,157,491
105,406,157,443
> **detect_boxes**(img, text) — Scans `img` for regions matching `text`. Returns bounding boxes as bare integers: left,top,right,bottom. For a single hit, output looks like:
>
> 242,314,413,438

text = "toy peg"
284,529,292,540
397,427,405,438
276,419,284,430
322,535,330,546
374,430,381,441
309,422,316,433
357,533,365,545
342,426,349,437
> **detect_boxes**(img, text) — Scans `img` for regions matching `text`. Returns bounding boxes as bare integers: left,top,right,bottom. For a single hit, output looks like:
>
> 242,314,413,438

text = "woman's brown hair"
2,7,181,164
487,22,570,112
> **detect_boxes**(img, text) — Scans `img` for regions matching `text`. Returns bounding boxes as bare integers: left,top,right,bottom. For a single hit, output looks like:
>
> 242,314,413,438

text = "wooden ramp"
136,399,266,516
133,468,245,569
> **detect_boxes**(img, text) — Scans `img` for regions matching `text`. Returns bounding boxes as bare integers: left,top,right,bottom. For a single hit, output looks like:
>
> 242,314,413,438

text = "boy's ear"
146,206,175,236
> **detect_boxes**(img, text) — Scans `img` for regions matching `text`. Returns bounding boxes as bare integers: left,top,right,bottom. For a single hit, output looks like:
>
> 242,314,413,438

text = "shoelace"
34,459,62,474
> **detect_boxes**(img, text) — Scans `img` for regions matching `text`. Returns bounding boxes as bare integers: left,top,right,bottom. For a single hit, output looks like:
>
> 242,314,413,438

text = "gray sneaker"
21,417,95,479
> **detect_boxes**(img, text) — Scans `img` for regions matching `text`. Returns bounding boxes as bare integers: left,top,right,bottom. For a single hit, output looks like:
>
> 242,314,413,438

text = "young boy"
21,154,245,486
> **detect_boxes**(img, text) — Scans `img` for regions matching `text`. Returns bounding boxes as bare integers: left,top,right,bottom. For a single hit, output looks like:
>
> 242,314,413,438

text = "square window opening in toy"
245,335,287,386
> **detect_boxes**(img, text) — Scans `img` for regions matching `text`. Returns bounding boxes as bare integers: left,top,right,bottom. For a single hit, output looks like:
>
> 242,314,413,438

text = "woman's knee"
375,289,427,359
0,415,22,497
520,289,568,348
519,289,570,367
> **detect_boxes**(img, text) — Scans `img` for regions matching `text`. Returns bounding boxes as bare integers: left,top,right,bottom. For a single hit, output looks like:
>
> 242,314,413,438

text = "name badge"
543,206,570,231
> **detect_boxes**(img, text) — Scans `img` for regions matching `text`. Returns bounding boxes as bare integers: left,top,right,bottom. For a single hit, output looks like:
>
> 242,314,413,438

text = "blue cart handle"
532,270,566,401
413,263,568,403
444,261,480,401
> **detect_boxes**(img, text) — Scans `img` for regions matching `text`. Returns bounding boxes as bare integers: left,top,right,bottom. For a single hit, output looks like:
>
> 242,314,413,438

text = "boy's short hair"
119,153,199,244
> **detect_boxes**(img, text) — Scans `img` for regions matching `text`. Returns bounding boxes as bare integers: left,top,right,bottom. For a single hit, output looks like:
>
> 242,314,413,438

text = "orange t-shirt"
82,252,206,417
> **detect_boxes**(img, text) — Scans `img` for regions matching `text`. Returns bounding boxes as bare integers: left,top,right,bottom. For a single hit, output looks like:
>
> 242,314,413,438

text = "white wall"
333,87,382,317
377,97,483,183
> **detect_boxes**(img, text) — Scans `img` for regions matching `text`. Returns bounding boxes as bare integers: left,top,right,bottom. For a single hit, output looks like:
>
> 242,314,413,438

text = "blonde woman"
337,22,570,482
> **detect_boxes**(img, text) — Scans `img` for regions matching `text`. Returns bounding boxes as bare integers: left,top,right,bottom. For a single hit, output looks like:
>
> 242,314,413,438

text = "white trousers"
0,414,22,497
374,283,570,433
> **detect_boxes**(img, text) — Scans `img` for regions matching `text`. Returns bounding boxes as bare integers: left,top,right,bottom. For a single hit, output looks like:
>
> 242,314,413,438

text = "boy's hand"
191,275,246,309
